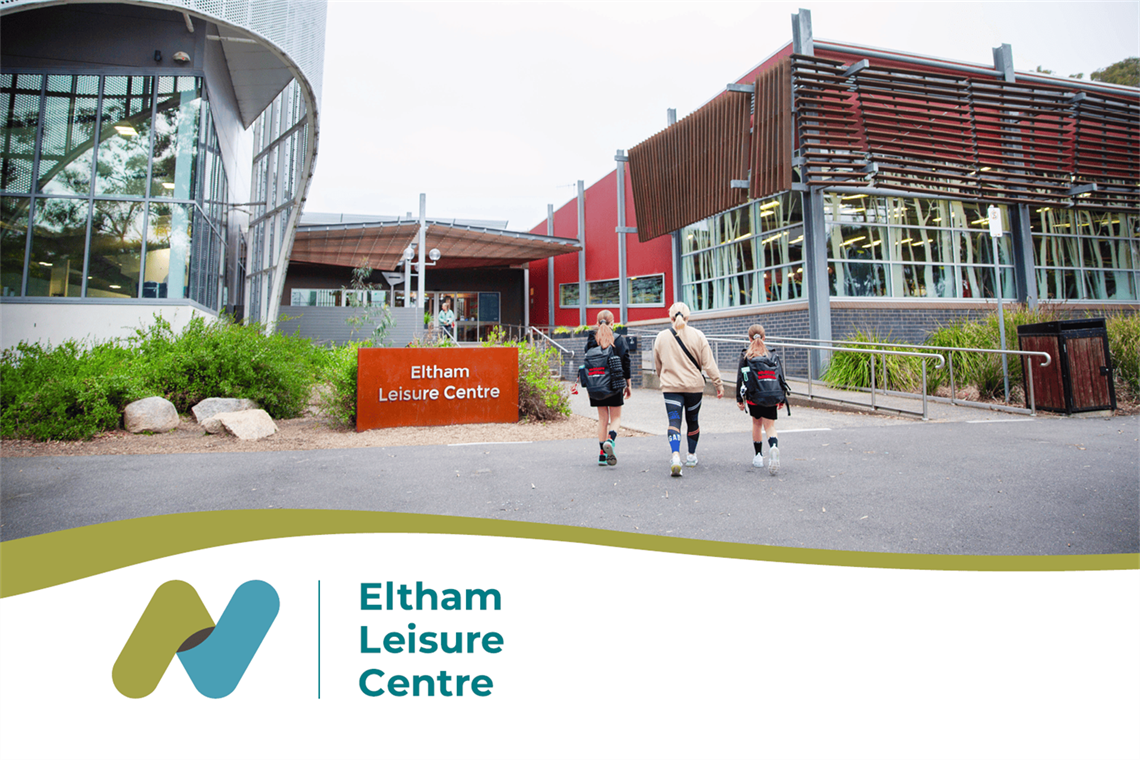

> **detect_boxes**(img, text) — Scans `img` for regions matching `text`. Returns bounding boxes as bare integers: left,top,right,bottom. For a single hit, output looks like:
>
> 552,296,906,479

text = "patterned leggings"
664,392,703,454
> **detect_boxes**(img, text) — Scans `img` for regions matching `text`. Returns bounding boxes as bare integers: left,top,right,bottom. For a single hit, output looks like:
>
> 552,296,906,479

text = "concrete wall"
1,301,215,350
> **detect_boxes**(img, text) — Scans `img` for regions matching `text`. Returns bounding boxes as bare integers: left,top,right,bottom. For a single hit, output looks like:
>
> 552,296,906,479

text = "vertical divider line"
317,580,321,699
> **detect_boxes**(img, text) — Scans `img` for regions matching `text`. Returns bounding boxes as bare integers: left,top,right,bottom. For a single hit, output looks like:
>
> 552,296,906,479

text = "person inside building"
437,296,456,339
652,302,723,477
584,309,632,466
735,324,783,475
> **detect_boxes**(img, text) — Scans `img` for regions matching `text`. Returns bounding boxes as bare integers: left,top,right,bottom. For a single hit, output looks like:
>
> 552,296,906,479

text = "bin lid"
1016,318,1107,337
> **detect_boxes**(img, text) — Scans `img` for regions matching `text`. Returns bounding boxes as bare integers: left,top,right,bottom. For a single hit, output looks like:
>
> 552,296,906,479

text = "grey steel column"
666,108,682,305
547,204,555,326
577,180,586,326
523,264,530,328
802,188,832,378
616,150,630,325
1012,204,1037,308
417,193,426,312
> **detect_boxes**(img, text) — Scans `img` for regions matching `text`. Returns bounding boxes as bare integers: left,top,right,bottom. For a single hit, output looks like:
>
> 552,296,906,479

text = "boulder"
123,397,179,434
191,397,259,425
211,409,278,441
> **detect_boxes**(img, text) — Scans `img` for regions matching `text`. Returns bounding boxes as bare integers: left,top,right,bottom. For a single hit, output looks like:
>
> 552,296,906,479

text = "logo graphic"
113,580,279,699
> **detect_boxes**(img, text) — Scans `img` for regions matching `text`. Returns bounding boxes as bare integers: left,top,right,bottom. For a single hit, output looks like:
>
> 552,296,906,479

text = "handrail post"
870,349,876,411
1028,359,1037,417
949,352,956,406
921,359,929,420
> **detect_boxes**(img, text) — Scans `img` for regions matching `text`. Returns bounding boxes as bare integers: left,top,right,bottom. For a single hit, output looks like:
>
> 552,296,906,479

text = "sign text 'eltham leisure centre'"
356,347,519,431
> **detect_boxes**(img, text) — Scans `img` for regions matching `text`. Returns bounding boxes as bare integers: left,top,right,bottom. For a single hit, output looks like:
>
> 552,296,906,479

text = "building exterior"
0,0,326,350
530,10,1138,374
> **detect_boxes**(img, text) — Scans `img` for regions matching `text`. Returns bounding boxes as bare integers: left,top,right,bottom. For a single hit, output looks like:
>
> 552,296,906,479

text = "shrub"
482,327,571,422
0,339,143,440
1106,312,1140,396
314,342,369,426
821,329,930,393
128,315,323,418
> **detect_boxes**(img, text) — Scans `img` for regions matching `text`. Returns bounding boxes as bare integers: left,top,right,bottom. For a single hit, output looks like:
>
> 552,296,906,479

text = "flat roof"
292,218,581,271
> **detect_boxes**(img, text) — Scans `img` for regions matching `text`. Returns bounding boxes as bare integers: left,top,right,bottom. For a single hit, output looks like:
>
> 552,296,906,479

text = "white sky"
304,1,1140,232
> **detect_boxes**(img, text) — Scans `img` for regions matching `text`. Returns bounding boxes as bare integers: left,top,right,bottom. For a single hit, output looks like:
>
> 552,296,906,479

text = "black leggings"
664,392,703,454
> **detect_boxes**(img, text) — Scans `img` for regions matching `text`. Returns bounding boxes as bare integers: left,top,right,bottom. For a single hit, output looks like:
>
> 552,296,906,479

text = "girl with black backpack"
735,324,784,475
584,310,631,466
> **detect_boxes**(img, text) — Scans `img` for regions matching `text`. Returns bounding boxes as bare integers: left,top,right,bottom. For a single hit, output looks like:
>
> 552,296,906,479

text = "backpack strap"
669,327,703,373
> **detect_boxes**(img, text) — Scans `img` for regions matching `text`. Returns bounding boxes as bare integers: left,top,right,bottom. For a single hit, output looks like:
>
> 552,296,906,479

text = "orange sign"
356,347,519,431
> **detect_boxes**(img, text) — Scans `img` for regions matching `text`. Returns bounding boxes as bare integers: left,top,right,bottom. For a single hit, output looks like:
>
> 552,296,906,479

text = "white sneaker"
752,453,765,468
685,453,698,467
768,446,780,476
670,453,682,477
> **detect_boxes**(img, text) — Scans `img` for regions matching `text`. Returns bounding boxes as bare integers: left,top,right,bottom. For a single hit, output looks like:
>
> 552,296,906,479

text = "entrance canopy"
292,218,581,270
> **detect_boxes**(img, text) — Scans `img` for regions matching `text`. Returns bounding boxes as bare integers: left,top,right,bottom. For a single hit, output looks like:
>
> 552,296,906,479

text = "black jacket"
584,332,631,381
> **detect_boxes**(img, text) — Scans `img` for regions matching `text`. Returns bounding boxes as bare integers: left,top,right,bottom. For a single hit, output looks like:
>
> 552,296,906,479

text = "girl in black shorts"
735,324,783,475
584,310,631,465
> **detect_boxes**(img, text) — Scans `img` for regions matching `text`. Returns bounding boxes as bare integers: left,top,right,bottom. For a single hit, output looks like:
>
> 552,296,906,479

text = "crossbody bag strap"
670,327,703,373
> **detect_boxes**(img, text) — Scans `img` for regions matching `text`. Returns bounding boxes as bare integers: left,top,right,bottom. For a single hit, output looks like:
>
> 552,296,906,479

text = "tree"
1091,58,1140,87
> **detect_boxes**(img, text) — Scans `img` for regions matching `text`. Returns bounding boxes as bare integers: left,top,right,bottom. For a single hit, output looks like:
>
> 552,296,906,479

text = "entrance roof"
291,219,581,271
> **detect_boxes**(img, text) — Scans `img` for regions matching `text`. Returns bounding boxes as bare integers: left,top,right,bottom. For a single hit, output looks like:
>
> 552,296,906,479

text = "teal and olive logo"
113,580,279,699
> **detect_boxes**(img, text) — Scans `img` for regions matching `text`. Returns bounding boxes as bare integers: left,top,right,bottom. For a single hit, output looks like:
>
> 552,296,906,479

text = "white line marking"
966,419,1038,424
780,428,832,433
448,440,534,447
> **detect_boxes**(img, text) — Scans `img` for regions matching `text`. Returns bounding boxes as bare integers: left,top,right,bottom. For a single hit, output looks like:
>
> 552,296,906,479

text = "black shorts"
590,392,624,408
745,401,778,420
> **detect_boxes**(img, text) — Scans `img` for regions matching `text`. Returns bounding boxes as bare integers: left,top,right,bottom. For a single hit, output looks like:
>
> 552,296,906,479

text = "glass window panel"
716,205,751,245
830,260,887,297
2,73,42,194
823,194,885,224
38,75,99,196
559,282,579,308
87,200,144,298
1030,207,1074,234
681,219,714,255
895,263,954,298
587,279,619,306
1,196,31,296
628,275,663,306
1084,270,1135,301
1037,268,1079,300
26,197,88,297
144,202,193,299
765,265,804,303
95,76,154,198
151,77,201,199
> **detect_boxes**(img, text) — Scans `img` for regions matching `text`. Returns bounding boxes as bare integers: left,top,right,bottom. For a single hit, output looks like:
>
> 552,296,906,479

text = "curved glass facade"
0,72,228,307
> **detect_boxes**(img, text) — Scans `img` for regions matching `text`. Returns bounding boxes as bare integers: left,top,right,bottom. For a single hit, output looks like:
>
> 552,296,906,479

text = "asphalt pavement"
2,385,1138,555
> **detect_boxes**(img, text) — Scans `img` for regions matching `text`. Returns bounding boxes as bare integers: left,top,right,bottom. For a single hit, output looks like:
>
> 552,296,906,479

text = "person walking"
735,324,783,475
652,302,723,477
584,310,631,466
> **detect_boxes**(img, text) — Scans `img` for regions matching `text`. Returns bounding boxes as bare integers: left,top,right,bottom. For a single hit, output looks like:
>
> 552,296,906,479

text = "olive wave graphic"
112,580,279,699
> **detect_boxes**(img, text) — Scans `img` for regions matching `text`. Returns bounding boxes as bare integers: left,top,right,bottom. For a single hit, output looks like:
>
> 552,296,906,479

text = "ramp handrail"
752,335,1053,417
527,326,574,378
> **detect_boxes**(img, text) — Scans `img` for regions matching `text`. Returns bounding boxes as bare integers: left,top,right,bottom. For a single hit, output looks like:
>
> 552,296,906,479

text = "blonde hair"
669,302,690,331
596,309,615,349
745,324,768,359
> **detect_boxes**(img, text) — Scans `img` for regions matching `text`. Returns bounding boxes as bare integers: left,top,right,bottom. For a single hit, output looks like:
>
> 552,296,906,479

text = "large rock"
209,409,278,441
123,397,179,434
191,397,259,425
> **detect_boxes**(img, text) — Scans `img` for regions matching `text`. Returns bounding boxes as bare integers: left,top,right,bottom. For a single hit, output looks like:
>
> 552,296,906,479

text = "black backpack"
579,345,624,399
742,352,791,413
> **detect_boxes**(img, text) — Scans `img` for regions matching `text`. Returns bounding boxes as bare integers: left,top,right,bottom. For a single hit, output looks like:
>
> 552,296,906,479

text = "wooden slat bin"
1017,319,1117,414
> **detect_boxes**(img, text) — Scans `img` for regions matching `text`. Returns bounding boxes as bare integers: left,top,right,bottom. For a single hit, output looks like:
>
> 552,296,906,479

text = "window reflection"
28,197,89,297
1,196,30,297
88,200,145,298
95,76,153,198
151,77,200,199
1,73,42,194
38,75,99,196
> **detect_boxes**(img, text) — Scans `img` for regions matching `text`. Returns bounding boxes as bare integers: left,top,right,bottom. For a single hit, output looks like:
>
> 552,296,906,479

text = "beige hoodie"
653,325,723,394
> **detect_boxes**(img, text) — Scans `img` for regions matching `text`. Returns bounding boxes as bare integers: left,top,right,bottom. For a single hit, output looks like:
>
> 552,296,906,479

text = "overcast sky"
303,1,1139,231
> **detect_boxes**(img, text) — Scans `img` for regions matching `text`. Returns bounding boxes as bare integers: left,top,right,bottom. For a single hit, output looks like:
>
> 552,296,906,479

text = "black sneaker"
598,452,608,466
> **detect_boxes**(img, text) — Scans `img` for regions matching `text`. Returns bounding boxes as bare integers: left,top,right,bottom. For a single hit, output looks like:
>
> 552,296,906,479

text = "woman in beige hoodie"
652,302,723,477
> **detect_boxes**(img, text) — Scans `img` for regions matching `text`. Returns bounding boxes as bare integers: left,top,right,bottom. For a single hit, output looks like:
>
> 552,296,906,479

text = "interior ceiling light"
162,182,176,190
114,125,138,137
759,200,781,210
38,261,52,267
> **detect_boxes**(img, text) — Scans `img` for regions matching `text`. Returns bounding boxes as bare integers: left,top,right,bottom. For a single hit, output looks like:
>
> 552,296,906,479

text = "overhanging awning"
291,219,581,271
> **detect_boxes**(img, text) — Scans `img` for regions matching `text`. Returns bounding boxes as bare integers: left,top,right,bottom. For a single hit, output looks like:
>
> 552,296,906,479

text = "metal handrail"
527,326,574,378
703,336,946,420
753,335,1052,417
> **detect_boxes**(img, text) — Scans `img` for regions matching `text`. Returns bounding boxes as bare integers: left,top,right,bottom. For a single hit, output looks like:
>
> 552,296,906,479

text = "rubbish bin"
1017,319,1116,414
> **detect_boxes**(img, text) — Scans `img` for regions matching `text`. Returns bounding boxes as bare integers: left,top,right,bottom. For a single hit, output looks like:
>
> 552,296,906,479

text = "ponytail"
596,309,615,349
745,324,768,359
668,302,690,331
